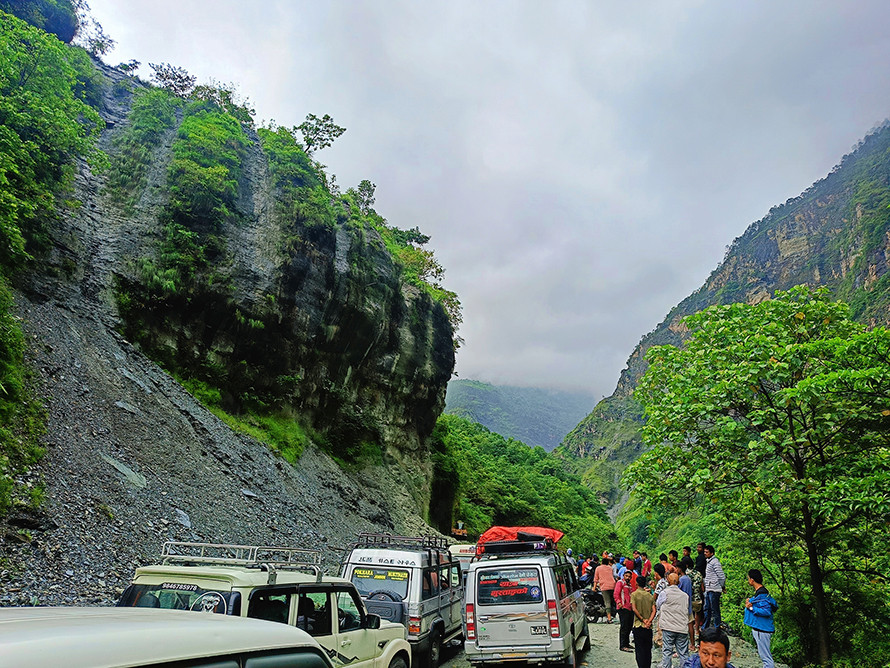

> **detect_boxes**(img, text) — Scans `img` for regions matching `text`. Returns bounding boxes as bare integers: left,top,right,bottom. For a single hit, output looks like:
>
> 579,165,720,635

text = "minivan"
463,538,589,667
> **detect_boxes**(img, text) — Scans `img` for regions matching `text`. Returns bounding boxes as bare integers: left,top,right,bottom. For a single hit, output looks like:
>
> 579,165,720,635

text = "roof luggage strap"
475,538,560,559
161,541,322,581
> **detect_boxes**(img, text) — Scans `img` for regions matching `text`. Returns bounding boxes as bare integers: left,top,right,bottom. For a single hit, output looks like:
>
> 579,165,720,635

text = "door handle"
341,640,352,647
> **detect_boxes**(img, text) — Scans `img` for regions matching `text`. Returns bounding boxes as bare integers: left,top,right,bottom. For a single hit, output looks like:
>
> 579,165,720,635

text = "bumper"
464,639,571,664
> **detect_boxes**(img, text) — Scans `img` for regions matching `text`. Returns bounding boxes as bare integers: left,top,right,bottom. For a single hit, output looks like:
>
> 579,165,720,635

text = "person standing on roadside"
657,573,690,667
652,562,667,648
682,627,735,668
744,569,778,668
660,553,676,575
631,575,656,668
685,557,704,649
695,543,707,577
703,546,726,629
677,560,694,648
593,556,616,623
614,569,635,652
641,552,652,577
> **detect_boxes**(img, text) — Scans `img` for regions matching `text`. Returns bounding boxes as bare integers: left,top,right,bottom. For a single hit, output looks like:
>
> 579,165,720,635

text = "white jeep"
118,541,412,668
340,534,464,668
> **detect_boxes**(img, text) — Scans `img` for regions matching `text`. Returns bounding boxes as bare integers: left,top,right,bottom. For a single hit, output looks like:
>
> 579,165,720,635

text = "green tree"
0,9,104,270
149,62,196,98
625,286,890,665
298,113,345,154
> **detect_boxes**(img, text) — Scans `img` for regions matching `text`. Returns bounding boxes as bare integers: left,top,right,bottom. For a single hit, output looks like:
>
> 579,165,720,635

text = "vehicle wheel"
367,590,402,602
388,656,408,668
565,643,578,668
427,629,442,668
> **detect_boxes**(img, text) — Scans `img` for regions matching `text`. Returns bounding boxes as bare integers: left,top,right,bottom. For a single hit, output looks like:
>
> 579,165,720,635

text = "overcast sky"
87,0,890,400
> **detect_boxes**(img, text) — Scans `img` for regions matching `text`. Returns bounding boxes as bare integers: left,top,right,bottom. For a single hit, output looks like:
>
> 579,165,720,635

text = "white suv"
0,606,337,668
463,539,589,668
340,534,464,668
117,542,411,668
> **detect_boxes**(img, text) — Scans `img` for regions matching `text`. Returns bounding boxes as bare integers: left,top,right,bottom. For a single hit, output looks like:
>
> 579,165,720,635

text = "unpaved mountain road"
441,620,789,668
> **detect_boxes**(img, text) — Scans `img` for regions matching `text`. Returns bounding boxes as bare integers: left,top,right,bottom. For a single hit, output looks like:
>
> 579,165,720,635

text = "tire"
565,643,578,668
427,629,442,668
388,656,408,668
367,590,402,602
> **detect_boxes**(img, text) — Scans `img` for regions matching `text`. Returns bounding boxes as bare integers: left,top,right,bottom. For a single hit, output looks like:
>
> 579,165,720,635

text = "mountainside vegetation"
429,414,617,552
444,379,594,451
560,123,890,666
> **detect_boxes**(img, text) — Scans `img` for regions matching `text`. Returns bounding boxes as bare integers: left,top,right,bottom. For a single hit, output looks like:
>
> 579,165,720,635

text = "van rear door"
473,565,549,648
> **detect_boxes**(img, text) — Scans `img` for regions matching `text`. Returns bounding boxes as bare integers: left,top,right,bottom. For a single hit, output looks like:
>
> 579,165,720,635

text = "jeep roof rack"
354,533,449,551
160,542,322,583
475,539,565,561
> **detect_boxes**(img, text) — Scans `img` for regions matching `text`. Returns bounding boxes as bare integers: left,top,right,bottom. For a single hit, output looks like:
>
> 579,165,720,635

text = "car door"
333,588,379,668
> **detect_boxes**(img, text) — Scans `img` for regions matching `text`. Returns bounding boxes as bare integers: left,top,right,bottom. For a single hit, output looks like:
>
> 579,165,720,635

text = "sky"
86,0,890,400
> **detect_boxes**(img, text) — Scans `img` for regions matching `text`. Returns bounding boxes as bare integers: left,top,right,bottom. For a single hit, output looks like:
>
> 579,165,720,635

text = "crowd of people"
569,543,777,668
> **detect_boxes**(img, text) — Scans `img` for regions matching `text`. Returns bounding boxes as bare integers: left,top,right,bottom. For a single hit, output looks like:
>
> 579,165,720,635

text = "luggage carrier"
353,533,449,551
161,541,322,584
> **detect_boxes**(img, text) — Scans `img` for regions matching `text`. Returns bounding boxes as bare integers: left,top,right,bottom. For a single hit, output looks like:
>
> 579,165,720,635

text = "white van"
463,539,589,668
341,534,464,668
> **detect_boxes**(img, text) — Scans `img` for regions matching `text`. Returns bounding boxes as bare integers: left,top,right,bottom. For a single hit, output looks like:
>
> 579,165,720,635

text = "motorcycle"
581,587,606,623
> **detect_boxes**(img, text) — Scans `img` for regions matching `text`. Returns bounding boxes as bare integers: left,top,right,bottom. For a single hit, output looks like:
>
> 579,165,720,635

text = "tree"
356,179,375,215
149,62,196,98
624,286,890,665
298,113,345,154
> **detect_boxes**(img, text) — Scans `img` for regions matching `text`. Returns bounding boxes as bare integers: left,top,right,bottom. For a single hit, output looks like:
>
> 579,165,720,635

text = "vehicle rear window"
117,583,240,615
476,567,543,605
350,567,410,600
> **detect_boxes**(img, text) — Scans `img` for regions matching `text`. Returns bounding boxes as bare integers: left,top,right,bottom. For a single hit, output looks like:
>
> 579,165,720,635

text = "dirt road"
441,620,789,668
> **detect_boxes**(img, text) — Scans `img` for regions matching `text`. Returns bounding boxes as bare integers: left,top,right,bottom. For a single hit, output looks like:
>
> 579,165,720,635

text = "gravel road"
441,620,789,668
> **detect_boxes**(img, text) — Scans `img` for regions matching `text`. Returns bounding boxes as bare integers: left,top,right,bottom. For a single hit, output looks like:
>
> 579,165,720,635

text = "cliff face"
563,121,890,504
23,63,455,498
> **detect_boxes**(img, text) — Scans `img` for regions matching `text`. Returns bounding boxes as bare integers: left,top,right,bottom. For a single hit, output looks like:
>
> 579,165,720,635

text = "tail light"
409,616,421,635
548,599,559,637
465,603,476,640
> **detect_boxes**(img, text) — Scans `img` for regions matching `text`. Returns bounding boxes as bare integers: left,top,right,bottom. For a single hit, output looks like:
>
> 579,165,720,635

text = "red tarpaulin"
476,526,564,546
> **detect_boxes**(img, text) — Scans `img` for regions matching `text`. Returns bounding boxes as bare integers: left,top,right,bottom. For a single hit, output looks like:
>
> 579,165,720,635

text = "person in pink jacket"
593,557,617,622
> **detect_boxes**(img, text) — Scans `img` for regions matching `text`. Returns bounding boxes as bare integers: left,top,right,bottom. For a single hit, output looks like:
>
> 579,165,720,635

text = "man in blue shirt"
743,569,778,668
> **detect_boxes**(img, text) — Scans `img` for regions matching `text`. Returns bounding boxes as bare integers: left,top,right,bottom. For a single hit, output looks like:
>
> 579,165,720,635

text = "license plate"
530,625,547,636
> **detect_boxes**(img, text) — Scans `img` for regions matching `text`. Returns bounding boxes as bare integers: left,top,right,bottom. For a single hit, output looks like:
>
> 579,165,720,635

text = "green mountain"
444,379,594,451
561,119,890,506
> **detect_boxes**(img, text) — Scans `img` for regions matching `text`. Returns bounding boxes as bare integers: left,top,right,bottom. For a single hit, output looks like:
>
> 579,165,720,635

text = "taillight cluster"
465,603,476,640
409,616,422,636
547,600,559,637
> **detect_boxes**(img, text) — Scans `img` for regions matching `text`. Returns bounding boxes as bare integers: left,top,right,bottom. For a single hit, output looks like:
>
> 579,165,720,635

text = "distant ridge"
444,379,594,451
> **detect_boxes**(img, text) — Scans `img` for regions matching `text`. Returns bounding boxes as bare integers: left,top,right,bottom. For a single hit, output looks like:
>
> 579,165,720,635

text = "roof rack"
476,539,563,561
160,542,322,583
354,533,449,551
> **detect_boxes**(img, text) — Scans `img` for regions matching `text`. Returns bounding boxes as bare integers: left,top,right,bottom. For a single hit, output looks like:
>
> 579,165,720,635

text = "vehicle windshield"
477,567,543,605
117,583,241,615
350,567,410,600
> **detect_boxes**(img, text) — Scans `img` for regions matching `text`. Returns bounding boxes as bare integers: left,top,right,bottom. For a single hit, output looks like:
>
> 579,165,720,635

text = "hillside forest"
2,4,890,667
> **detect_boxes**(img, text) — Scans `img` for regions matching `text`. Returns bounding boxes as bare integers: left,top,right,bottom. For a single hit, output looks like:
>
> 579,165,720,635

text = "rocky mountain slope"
1,49,454,600
562,120,890,506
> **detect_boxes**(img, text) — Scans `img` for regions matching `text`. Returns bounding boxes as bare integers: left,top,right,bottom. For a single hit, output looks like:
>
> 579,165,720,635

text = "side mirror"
364,613,381,629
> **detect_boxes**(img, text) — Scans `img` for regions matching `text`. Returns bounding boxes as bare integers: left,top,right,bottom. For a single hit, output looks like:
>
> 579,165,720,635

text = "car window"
336,590,363,632
450,564,461,588
555,568,567,598
296,591,331,637
243,649,333,668
118,584,239,615
421,567,439,601
248,590,292,625
476,567,543,605
439,565,450,590
350,567,409,600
